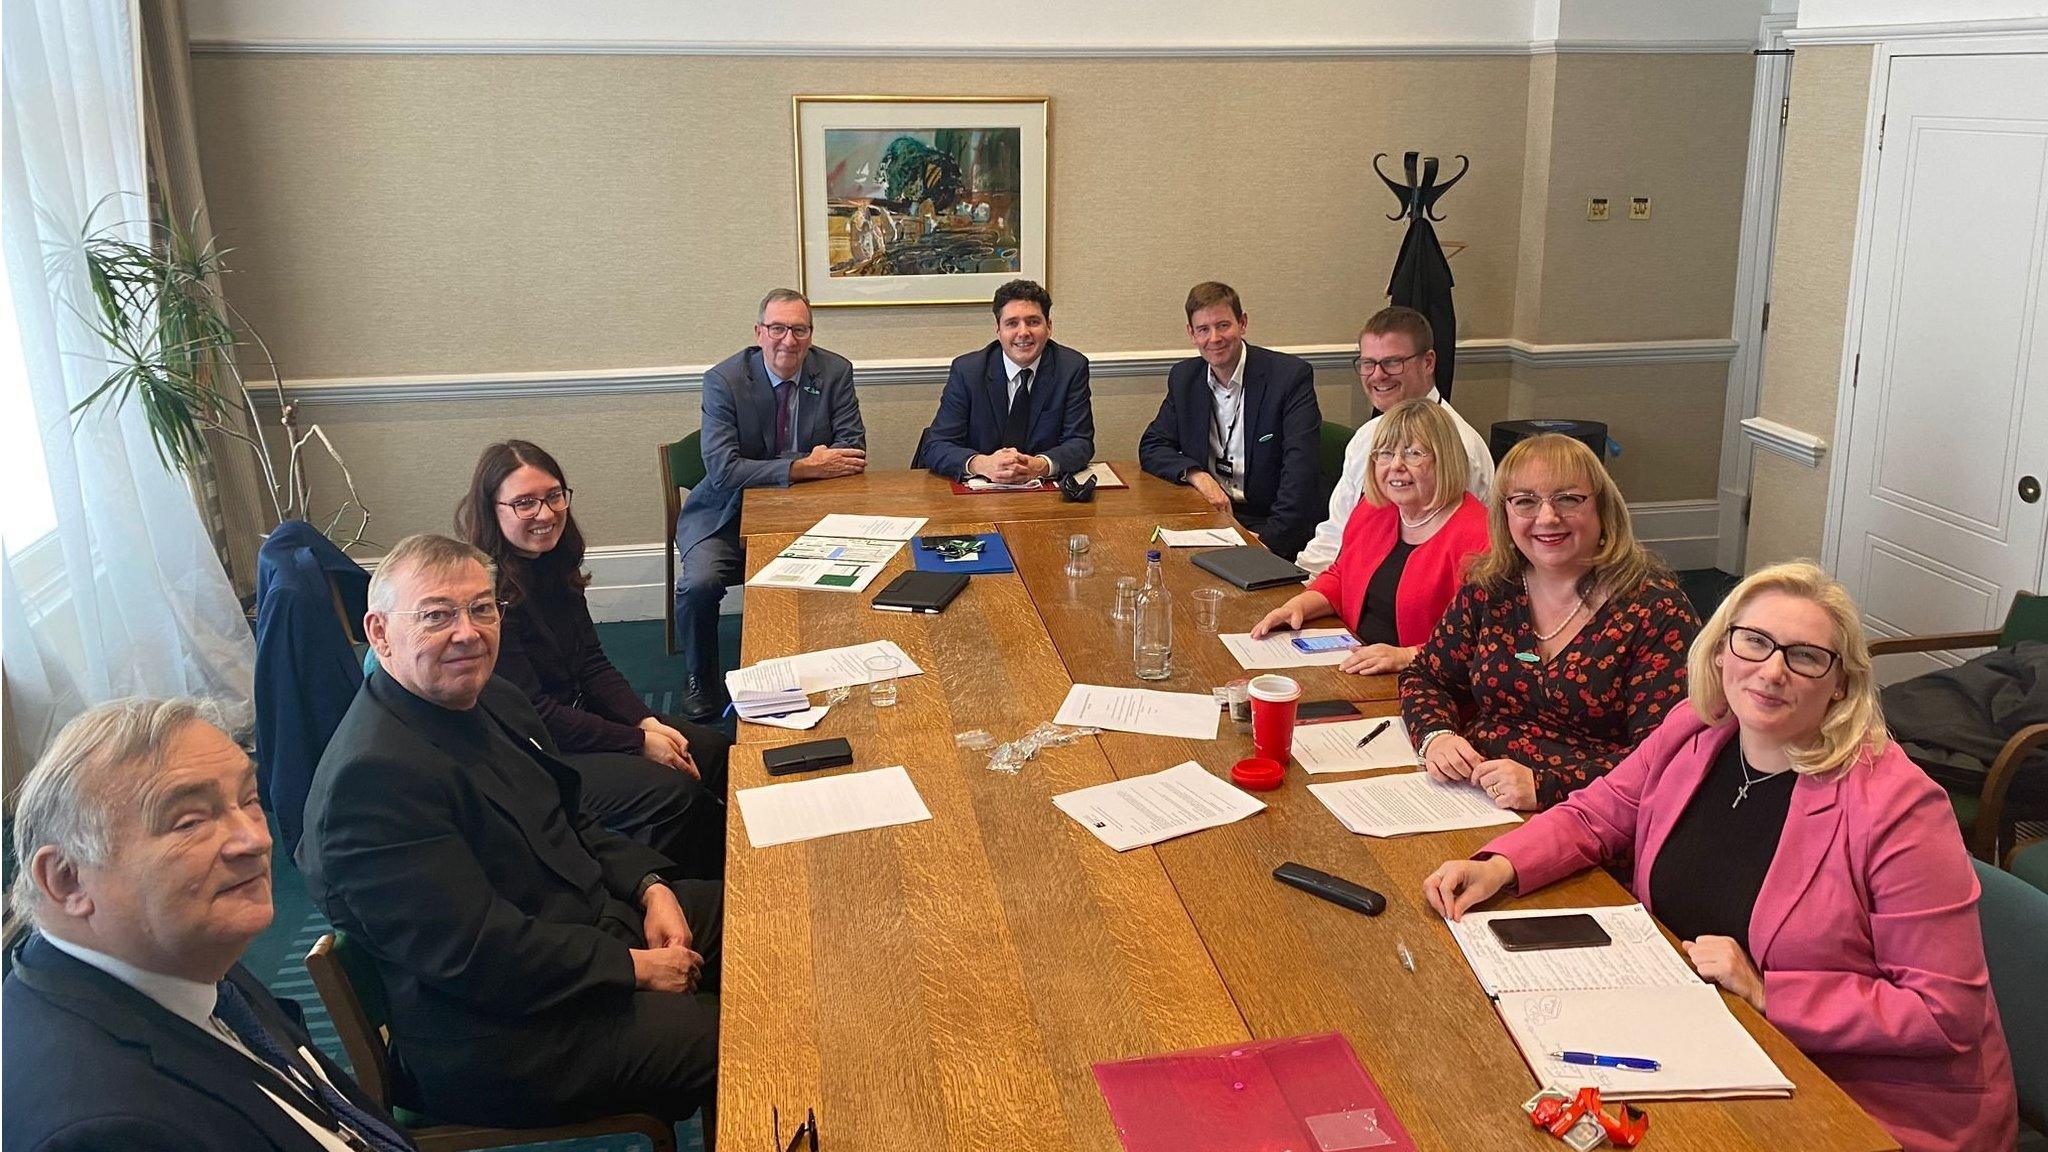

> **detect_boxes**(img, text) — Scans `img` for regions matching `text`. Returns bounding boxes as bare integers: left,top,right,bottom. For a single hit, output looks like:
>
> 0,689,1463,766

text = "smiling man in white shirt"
5,698,415,1152
1295,306,1494,575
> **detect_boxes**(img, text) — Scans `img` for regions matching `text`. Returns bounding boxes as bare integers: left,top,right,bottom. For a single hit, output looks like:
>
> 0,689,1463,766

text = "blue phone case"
1290,634,1359,653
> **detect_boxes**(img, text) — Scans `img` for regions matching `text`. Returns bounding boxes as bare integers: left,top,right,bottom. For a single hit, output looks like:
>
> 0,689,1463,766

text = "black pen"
1355,719,1392,749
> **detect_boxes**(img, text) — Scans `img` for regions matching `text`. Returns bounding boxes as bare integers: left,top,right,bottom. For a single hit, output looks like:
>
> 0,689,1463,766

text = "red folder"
1092,1032,1414,1152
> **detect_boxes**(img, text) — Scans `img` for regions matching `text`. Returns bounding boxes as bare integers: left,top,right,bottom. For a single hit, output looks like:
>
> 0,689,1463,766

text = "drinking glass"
864,654,901,707
1112,577,1139,622
1191,587,1224,633
1064,533,1093,578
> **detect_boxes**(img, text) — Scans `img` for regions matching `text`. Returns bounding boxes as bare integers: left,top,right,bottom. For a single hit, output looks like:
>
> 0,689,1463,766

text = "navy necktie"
1002,367,1034,448
773,379,797,456
214,979,412,1152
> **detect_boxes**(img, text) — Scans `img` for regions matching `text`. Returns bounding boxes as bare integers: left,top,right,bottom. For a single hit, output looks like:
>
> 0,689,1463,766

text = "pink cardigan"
1305,493,1488,645
1483,705,2017,1152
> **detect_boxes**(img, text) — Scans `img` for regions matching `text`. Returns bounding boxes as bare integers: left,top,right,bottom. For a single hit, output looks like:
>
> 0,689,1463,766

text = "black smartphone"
1295,699,1362,724
1488,913,1612,952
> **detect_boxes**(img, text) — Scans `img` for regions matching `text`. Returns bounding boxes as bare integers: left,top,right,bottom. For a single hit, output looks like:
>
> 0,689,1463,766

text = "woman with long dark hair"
457,440,727,878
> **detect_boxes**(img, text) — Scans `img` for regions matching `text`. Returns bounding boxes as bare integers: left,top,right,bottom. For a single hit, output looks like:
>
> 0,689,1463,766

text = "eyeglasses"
1726,624,1841,679
1353,352,1421,376
387,598,506,634
773,1106,818,1152
1504,491,1590,519
498,488,571,520
761,323,814,340
1369,447,1434,466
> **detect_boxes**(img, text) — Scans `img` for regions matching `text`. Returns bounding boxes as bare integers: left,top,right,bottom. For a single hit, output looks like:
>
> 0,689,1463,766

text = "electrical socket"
1628,197,1652,220
1586,197,1610,222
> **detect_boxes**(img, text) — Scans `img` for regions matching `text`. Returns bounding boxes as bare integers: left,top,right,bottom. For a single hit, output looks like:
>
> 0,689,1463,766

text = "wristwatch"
1416,729,1456,757
634,872,666,903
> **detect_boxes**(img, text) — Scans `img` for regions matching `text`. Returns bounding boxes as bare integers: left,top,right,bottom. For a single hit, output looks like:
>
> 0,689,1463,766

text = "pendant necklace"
1732,747,1793,808
1522,574,1587,643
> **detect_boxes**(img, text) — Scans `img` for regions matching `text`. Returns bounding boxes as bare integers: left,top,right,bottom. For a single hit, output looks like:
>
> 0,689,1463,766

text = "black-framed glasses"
1353,352,1421,376
498,488,571,520
761,322,814,340
1504,491,1590,519
1726,624,1841,679
773,1106,818,1152
386,598,506,634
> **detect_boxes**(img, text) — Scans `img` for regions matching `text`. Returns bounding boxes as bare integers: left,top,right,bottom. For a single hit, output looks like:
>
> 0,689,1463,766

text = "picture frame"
792,95,1049,308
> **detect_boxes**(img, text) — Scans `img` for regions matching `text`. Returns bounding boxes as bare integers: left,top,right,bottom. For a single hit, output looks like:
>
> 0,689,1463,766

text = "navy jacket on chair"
254,520,369,856
1138,345,1323,559
920,339,1095,480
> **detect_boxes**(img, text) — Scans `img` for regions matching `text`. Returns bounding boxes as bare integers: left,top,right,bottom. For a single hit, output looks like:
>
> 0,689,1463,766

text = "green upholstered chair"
1871,591,2048,863
659,433,707,656
1974,861,2048,1139
305,933,677,1152
1316,420,1354,509
2011,840,2048,896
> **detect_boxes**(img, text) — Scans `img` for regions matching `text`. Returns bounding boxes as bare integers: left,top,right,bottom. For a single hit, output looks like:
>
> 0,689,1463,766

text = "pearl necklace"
1399,503,1445,531
1733,747,1794,808
1523,574,1587,643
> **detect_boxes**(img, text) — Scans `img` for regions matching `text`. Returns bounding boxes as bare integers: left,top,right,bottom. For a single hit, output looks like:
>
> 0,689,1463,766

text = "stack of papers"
808,514,927,540
1309,772,1521,837
735,765,933,848
1054,684,1220,740
724,660,811,720
1052,761,1266,851
745,515,929,594
1448,905,1794,1100
726,640,924,703
1154,526,1247,548
1290,716,1420,774
1219,628,1358,669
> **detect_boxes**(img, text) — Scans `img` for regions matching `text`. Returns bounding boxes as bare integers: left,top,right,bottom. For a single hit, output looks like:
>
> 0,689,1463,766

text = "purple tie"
773,380,797,456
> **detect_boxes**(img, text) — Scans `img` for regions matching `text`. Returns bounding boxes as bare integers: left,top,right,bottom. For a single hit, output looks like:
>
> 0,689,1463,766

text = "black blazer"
1138,344,1323,559
921,339,1095,479
2,935,412,1151
297,672,672,1074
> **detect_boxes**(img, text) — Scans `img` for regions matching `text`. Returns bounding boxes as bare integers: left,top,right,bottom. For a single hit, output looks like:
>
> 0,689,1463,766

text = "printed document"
727,641,923,697
806,513,927,541
1052,761,1266,851
1154,526,1247,548
736,765,933,848
1446,904,1700,997
746,555,890,595
1055,684,1220,740
774,536,902,563
1498,985,1794,1100
1074,462,1126,488
1291,716,1421,774
1309,773,1522,838
1219,628,1358,669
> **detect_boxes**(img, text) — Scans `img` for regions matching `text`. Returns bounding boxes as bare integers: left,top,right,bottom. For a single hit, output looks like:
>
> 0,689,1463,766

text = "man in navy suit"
920,279,1095,482
5,698,415,1152
674,288,867,719
1139,282,1322,559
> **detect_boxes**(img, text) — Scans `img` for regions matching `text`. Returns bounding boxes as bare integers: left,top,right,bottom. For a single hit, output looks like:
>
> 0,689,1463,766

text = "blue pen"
1548,1050,1660,1072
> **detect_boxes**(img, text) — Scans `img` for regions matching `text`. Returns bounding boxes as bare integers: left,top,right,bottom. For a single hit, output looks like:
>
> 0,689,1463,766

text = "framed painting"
793,95,1049,307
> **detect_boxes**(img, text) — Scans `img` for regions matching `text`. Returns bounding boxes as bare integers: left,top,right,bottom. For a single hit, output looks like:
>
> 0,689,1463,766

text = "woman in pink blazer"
1251,399,1488,676
1425,561,2017,1152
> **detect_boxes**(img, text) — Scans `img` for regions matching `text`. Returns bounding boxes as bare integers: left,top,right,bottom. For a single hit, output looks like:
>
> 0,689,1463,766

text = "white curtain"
2,0,254,758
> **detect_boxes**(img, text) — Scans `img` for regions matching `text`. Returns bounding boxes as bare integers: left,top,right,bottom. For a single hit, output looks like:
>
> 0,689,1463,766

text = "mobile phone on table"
1290,634,1360,654
1487,913,1612,952
1295,699,1361,724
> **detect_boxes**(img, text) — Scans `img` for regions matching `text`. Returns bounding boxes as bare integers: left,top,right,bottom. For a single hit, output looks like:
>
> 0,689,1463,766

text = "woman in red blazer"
1425,561,2017,1152
1251,399,1487,675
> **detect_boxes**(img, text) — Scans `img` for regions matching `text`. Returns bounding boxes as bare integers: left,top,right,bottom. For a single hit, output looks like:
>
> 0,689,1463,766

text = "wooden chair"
659,433,707,656
1870,591,2048,864
304,933,676,1152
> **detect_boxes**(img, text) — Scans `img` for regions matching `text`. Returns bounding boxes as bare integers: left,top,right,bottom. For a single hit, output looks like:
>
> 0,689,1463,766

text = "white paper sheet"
1291,717,1421,774
962,476,1048,491
736,765,933,848
728,641,924,698
746,554,891,595
1054,684,1220,740
1308,772,1523,839
774,535,903,563
806,514,928,541
1051,761,1266,851
1446,904,1703,997
1498,985,1794,1100
1218,627,1359,669
746,705,830,730
1154,526,1248,548
1074,462,1126,488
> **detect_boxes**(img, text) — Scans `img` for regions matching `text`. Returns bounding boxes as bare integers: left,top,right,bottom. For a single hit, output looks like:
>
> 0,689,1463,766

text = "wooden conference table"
718,472,1896,1151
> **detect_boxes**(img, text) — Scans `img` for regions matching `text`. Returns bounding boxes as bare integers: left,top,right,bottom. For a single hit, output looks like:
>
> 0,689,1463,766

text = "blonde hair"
1359,398,1469,516
1466,434,1666,600
1688,560,1886,777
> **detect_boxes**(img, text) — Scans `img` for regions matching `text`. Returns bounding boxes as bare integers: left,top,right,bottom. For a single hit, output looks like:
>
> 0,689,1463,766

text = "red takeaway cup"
1247,674,1302,765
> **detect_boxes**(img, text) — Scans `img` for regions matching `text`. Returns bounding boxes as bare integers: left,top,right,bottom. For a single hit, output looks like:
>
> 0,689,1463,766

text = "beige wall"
190,49,1755,554
1744,45,1874,569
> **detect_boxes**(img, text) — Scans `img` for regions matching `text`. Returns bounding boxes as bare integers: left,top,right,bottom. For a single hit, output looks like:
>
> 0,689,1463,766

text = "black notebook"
872,570,970,613
1191,546,1309,591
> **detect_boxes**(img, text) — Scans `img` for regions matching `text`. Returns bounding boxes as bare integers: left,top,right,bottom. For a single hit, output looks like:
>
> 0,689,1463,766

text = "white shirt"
1203,348,1248,502
42,934,360,1152
1295,388,1495,575
988,351,1058,478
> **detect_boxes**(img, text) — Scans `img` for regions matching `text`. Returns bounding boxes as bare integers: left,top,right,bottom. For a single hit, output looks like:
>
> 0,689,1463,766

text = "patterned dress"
1398,574,1700,808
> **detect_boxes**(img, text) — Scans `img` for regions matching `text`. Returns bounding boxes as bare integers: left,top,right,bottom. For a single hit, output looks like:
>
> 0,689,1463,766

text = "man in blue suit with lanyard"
1139,281,1322,559
920,279,1095,483
673,288,867,720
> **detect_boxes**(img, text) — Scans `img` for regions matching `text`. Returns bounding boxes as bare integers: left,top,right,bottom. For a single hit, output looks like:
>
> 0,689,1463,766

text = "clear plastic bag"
968,721,1102,774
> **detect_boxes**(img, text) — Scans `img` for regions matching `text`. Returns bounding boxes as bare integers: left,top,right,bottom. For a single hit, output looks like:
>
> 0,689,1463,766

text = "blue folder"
912,531,1015,575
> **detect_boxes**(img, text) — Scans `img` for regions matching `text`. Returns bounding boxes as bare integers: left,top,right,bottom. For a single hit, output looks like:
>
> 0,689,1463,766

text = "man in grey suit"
674,289,866,719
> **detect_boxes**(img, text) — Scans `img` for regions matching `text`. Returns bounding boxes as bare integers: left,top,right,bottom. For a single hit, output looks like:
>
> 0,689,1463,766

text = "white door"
1833,53,2048,678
